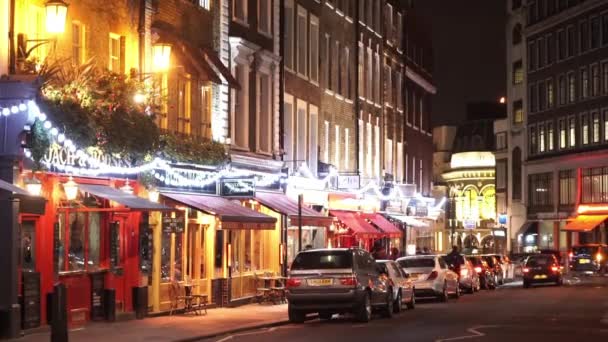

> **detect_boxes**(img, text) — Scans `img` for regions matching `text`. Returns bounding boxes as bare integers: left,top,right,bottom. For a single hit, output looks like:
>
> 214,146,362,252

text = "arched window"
512,147,522,200
512,24,522,45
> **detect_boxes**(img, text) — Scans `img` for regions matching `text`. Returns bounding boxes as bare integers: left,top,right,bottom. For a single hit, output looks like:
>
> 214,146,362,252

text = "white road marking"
435,325,500,342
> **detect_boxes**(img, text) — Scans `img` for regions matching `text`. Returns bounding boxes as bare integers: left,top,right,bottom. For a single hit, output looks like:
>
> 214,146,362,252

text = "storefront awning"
564,215,608,232
0,178,29,195
363,213,402,237
79,184,173,211
0,179,47,215
255,191,333,228
385,214,429,228
329,210,383,238
162,192,276,230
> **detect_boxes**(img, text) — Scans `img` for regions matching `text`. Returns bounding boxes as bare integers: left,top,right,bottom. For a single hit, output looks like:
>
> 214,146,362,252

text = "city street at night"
203,277,608,342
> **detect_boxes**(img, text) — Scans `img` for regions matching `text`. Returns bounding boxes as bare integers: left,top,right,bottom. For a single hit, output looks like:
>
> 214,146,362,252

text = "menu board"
21,272,40,329
162,215,185,234
109,221,121,274
90,272,105,321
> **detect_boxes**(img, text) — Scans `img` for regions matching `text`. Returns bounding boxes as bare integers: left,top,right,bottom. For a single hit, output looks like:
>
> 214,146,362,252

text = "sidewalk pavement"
15,304,289,342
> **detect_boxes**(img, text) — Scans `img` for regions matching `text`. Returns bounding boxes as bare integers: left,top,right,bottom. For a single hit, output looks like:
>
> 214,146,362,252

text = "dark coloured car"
569,244,608,274
286,248,394,323
468,256,496,290
523,254,563,288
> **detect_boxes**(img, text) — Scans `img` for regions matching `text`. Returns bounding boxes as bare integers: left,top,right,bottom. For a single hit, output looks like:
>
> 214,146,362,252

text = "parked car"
396,255,460,302
457,256,481,293
523,254,563,288
286,248,394,323
482,255,504,285
510,253,536,278
491,254,514,282
377,260,416,312
468,256,497,290
569,244,608,274
539,249,564,266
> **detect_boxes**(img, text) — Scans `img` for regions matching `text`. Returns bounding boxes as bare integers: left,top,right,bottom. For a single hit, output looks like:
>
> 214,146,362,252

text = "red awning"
255,191,333,228
162,192,276,230
564,215,608,232
329,210,383,238
362,213,403,237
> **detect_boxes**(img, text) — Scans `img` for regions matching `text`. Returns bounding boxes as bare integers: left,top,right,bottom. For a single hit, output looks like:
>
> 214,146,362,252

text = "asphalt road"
204,276,608,342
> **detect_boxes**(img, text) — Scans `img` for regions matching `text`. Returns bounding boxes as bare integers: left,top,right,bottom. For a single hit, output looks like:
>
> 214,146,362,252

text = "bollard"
50,283,68,342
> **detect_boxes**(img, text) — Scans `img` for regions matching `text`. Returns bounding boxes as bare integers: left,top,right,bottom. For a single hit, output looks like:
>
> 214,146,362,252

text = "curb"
173,315,318,342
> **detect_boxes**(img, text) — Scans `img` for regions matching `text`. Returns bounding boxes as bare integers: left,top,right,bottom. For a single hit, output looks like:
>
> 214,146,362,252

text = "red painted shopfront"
20,172,169,327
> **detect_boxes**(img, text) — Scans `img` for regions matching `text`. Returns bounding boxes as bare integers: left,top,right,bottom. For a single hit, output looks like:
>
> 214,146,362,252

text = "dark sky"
416,0,507,126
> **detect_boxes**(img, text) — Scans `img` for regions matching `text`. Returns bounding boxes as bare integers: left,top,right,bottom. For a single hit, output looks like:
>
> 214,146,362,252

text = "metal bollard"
51,283,68,342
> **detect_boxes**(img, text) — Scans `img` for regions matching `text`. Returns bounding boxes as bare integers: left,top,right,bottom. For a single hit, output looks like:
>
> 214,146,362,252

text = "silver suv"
286,248,394,323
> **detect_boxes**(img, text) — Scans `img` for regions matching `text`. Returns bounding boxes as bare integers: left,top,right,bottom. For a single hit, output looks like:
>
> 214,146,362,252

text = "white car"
377,260,416,312
396,255,460,302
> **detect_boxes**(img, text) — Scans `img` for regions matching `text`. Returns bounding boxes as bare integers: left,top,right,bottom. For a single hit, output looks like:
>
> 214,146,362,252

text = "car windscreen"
376,262,388,274
572,246,599,256
398,258,435,268
291,251,352,270
468,257,482,266
526,256,552,267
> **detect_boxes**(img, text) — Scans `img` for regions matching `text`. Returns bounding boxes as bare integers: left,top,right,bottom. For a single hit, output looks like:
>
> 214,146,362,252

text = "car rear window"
526,256,552,267
469,257,482,266
572,246,599,256
291,251,353,270
398,258,435,268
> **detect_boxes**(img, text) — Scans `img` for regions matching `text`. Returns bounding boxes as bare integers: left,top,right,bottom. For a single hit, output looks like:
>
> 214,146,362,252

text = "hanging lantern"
63,175,78,200
25,177,42,196
152,43,172,72
120,179,134,194
148,188,160,203
45,0,69,34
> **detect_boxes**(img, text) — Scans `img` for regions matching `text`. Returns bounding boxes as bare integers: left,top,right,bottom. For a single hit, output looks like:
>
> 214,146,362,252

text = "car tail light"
286,278,302,288
460,269,468,277
568,252,573,260
474,266,482,273
523,267,530,273
427,271,438,280
340,276,357,286
596,253,603,262
551,266,559,272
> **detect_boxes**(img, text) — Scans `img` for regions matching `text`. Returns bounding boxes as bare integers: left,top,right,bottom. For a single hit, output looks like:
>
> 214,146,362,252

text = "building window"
528,41,536,70
334,125,340,169
323,34,330,89
396,71,402,110
295,100,307,167
72,22,84,66
604,109,608,142
385,139,393,175
358,42,364,98
580,67,589,99
308,105,318,173
559,170,576,207
529,83,537,113
367,47,373,100
366,121,372,176
284,0,294,70
496,132,507,150
547,78,554,108
569,116,576,147
200,85,212,138
567,25,575,57
581,167,608,204
177,74,192,135
496,159,507,190
528,173,553,212
284,94,295,166
374,51,380,103
344,127,349,170
539,123,546,152
333,40,340,93
513,60,523,84
374,122,380,177
538,81,546,111
323,119,330,163
581,113,589,145
309,15,319,83
592,112,600,143
512,24,522,45
342,47,349,97
385,64,392,106
257,73,272,153
529,125,537,155
547,121,554,151
591,64,600,97
558,29,566,60
511,99,523,125
546,33,554,65
558,74,566,105
604,62,608,95
558,118,566,149
232,64,249,149
358,118,364,172
579,20,589,53
538,37,545,68
512,147,522,200
232,0,247,23
296,6,307,77
55,212,102,273
591,16,600,49
258,0,270,34
396,142,404,183
109,34,124,73
568,72,576,103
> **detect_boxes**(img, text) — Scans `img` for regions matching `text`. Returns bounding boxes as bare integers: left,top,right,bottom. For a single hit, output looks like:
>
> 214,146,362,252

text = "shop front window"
88,213,101,269
161,231,172,282
231,230,266,275
160,229,184,282
286,227,327,264
68,212,86,271
54,211,103,273
21,220,36,271
581,167,608,204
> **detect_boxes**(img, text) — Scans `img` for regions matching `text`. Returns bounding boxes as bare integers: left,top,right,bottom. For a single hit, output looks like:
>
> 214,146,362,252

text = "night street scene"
0,0,608,341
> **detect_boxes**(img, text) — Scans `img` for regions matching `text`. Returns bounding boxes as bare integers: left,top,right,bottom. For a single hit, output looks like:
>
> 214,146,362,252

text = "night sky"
415,0,507,126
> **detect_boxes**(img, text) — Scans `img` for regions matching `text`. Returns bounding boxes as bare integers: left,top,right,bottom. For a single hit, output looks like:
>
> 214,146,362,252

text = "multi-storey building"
511,0,608,252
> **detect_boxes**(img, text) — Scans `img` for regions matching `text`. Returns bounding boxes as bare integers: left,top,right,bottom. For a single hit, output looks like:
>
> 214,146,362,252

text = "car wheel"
393,291,402,314
288,306,305,324
382,290,394,318
438,283,448,302
318,311,333,320
355,293,372,323
406,291,416,310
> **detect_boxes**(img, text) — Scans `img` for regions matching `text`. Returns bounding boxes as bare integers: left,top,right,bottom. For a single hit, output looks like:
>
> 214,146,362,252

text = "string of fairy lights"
19,99,444,208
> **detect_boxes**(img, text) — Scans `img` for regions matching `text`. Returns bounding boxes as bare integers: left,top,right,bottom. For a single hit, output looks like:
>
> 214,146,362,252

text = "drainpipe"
138,0,146,81
278,0,285,161
354,0,360,178
8,0,16,74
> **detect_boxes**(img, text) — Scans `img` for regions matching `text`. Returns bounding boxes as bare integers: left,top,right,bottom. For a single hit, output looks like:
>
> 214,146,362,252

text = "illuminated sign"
220,179,255,197
450,152,496,169
43,143,129,170
337,175,360,190
498,214,507,225
463,219,477,229
577,204,608,215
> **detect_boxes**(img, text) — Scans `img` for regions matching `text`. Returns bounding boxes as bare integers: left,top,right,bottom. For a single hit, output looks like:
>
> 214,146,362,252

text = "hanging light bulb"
148,188,160,203
2,108,10,116
120,179,133,194
63,175,78,200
